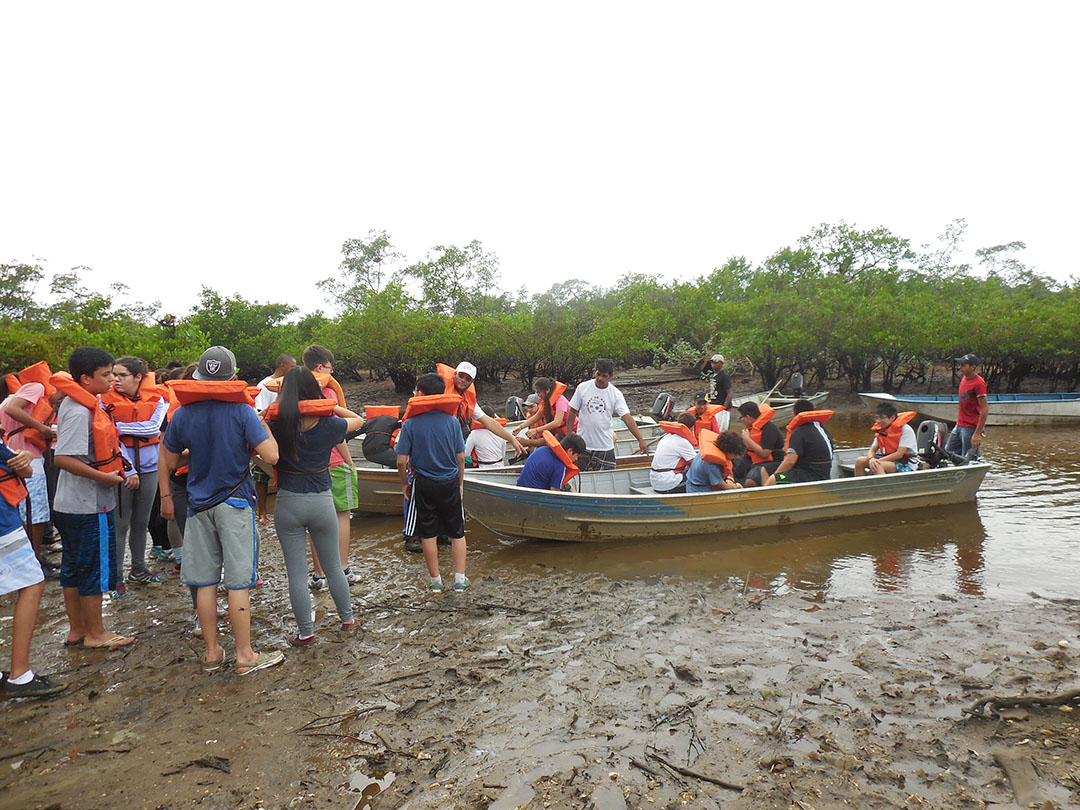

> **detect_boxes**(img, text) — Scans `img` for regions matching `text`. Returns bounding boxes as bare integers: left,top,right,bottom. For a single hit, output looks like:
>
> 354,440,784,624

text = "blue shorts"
55,511,118,596
18,457,50,525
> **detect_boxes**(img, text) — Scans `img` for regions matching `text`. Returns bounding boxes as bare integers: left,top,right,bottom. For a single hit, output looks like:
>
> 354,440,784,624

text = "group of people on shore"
0,344,990,697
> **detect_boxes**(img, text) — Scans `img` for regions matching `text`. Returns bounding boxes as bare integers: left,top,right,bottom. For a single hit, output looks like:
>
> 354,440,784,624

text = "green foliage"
4,223,1076,398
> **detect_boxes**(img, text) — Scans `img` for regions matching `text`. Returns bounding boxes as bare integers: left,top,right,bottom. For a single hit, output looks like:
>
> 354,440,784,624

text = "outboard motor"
651,392,675,421
789,372,804,398
916,420,969,468
505,396,526,422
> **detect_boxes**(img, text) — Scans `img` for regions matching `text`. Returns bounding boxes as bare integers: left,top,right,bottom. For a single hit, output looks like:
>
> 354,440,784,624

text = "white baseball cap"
455,361,477,379
710,354,725,363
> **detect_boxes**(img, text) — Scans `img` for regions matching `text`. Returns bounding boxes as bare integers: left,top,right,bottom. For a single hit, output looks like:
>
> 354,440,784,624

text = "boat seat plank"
628,485,660,495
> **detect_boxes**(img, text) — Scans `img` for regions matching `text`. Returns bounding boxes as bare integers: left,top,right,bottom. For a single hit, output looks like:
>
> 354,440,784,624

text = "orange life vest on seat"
746,405,778,465
402,394,463,422
685,404,725,442
364,405,400,419
101,373,165,449
437,363,478,425
50,372,126,475
536,381,569,435
3,361,58,452
542,432,580,489
169,380,256,407
784,410,834,452
261,399,338,422
698,429,734,480
873,411,918,458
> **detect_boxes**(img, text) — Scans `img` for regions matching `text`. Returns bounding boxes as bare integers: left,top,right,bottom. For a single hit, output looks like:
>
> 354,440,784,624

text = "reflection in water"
351,412,1080,602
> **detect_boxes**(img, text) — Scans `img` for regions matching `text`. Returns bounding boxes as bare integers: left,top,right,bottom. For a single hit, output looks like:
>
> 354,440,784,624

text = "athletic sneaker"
39,559,61,579
44,541,64,554
428,580,445,594
404,537,423,554
453,577,470,592
309,574,327,591
127,570,163,587
1,672,66,699
344,567,362,585
149,546,172,562
193,616,203,638
108,585,128,600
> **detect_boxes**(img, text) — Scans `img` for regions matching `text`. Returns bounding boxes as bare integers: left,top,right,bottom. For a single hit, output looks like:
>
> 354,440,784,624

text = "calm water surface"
352,412,1079,602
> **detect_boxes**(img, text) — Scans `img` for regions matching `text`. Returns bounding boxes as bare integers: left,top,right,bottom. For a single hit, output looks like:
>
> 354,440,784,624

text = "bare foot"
82,633,137,650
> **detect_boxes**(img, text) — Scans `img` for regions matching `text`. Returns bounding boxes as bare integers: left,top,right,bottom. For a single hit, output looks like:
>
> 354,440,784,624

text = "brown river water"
353,411,1080,602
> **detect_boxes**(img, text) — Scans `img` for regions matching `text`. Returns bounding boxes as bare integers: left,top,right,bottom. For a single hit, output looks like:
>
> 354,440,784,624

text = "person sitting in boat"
764,399,834,486
686,392,729,440
853,403,918,476
734,401,784,487
516,433,585,491
358,406,404,469
465,406,508,468
685,431,746,493
649,413,699,494
511,378,570,450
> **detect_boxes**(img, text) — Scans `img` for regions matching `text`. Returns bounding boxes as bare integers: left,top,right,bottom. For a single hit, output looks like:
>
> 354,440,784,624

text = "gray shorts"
180,498,258,589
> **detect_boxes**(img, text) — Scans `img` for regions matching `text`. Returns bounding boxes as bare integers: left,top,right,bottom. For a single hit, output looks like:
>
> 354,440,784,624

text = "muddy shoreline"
2,376,1079,810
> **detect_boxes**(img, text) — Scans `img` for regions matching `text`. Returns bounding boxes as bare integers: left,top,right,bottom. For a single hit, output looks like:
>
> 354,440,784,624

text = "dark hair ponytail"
276,366,326,461
534,377,555,423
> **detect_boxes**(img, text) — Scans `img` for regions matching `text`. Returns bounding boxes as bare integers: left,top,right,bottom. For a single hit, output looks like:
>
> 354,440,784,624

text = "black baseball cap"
954,353,979,365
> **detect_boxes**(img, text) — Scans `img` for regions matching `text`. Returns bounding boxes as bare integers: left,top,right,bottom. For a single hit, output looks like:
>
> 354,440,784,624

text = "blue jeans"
946,425,978,459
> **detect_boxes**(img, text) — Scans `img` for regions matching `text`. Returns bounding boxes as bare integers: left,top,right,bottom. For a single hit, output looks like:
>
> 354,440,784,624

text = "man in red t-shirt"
946,353,989,458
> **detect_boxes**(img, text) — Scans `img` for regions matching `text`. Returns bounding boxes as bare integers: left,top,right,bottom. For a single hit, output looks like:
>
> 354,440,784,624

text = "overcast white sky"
2,2,1077,318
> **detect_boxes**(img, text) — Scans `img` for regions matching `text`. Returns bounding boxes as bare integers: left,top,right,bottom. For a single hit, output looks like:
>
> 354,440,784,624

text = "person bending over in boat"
685,431,746,493
516,433,585,491
465,405,508,468
853,403,918,476
511,378,570,452
764,399,834,486
650,414,699,494
734,401,784,487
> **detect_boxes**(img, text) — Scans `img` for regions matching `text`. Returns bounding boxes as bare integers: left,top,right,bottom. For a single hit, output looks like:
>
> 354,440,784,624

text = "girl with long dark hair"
268,366,364,644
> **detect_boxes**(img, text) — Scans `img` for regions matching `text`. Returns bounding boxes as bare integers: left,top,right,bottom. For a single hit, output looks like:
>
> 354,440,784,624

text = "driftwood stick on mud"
0,743,55,762
964,687,1080,718
629,757,664,778
293,704,388,732
992,749,1043,806
646,750,745,792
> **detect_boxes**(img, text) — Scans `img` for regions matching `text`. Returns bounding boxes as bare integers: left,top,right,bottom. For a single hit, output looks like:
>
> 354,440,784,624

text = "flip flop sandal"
63,637,85,647
202,655,225,673
82,635,137,651
237,650,284,676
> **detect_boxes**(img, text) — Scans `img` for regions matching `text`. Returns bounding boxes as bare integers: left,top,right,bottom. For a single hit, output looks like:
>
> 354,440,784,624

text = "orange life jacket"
536,381,569,435
169,379,256,407
3,361,58,452
436,363,478,425
49,372,126,475
101,373,165,450
364,405,400,419
659,420,697,447
542,432,580,488
685,404,725,442
0,450,28,507
784,410,834,452
746,405,778,465
470,417,508,431
261,399,339,422
402,394,462,421
872,411,918,458
698,429,734,480
263,373,346,406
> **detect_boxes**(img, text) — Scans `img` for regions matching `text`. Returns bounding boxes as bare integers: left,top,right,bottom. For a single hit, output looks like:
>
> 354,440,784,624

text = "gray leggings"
116,473,159,576
274,489,353,635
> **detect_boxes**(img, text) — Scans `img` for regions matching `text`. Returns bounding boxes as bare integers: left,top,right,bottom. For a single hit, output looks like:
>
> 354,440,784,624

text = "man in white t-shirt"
253,354,296,411
567,358,650,472
465,406,508,468
649,413,698,494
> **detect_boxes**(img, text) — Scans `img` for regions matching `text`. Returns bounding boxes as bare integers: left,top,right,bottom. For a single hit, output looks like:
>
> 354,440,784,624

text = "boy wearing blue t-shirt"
396,373,467,593
517,434,585,490
159,346,282,676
